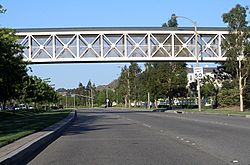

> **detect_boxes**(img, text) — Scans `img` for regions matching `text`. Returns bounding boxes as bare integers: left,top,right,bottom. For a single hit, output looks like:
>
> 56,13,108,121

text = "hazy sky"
0,0,249,89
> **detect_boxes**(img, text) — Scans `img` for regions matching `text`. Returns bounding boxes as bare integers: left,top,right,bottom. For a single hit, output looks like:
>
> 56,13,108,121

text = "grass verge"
0,109,70,148
174,107,250,115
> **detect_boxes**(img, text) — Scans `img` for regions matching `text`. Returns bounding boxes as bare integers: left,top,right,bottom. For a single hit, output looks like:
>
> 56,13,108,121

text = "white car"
14,104,28,110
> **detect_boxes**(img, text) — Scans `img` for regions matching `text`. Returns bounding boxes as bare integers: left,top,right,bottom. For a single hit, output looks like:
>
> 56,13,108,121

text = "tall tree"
128,62,142,105
75,82,85,106
150,62,187,107
162,14,178,27
138,63,160,108
222,4,250,111
138,14,187,108
159,14,187,107
86,80,93,107
0,5,6,14
0,6,28,109
116,65,130,107
0,28,27,109
19,76,59,109
76,82,85,95
19,75,36,104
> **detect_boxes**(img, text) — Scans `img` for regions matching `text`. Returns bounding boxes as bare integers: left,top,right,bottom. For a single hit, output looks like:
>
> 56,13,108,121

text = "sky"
0,0,249,89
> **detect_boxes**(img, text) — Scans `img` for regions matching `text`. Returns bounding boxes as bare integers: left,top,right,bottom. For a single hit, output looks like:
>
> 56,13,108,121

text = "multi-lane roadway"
28,109,250,165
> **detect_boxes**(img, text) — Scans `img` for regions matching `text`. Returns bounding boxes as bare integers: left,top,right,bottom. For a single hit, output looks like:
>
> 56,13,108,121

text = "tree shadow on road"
62,114,106,136
62,110,136,136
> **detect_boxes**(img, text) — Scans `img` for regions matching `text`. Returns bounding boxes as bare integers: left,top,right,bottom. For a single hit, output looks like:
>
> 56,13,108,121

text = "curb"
227,113,246,117
246,115,250,118
167,110,250,118
0,110,77,165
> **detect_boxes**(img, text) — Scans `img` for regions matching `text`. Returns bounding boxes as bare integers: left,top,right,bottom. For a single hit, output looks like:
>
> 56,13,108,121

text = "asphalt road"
28,108,250,165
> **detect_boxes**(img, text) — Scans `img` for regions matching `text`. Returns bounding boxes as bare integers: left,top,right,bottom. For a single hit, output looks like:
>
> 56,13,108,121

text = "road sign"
193,67,203,79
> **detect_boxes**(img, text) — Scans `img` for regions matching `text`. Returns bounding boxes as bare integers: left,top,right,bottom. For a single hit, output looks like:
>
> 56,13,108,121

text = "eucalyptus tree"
128,62,142,105
154,14,187,107
151,62,187,107
86,80,95,107
222,4,250,111
136,14,188,108
138,63,159,108
116,65,130,107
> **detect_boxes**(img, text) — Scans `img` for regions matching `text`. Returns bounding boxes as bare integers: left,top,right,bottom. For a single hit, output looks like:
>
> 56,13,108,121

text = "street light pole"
171,16,201,111
65,94,68,108
127,68,131,109
106,88,109,108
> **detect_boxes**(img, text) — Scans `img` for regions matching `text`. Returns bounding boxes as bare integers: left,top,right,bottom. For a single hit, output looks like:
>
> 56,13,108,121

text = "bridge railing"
16,27,228,63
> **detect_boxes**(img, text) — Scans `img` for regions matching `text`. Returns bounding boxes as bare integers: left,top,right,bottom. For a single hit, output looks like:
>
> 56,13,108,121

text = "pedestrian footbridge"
16,27,228,63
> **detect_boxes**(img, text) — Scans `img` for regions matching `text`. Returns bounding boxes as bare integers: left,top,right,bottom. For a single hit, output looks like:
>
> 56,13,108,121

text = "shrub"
218,87,239,107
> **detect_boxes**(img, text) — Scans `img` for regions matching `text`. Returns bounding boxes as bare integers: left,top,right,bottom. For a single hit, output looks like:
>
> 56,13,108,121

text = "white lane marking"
192,143,196,145
142,123,152,128
231,160,239,163
185,140,190,143
180,138,184,141
176,136,179,139
127,118,131,121
146,113,239,129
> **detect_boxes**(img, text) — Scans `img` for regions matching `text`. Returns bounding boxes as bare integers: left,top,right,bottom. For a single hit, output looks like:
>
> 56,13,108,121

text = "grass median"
0,109,70,148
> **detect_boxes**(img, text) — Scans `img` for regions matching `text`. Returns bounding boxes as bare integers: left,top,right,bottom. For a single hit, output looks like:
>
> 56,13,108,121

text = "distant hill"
57,79,119,93
96,79,118,91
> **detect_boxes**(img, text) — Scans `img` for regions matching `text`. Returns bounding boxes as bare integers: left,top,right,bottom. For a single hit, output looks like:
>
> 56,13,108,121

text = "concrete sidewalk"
0,110,77,165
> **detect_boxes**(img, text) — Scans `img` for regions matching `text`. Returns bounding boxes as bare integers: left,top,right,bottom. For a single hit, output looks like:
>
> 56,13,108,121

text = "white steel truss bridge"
16,27,228,63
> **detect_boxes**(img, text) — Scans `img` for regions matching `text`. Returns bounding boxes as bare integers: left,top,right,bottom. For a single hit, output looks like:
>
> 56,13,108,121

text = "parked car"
19,104,28,109
28,106,35,110
14,104,28,110
14,105,20,110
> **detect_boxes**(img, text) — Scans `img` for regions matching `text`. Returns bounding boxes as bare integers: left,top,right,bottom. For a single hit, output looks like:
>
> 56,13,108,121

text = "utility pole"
91,87,93,108
88,90,91,108
127,68,131,109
